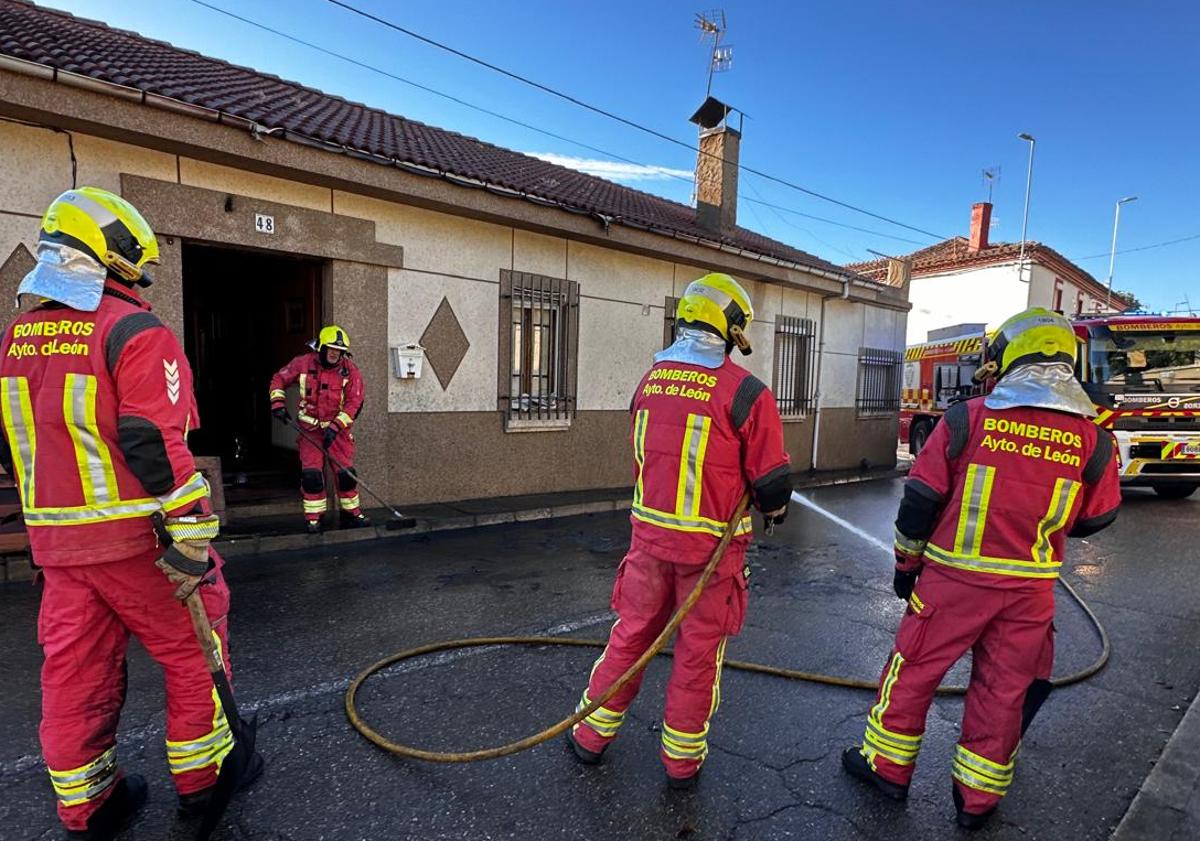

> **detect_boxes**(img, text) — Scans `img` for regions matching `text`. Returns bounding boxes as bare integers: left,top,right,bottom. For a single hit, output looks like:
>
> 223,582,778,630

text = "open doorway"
182,243,324,505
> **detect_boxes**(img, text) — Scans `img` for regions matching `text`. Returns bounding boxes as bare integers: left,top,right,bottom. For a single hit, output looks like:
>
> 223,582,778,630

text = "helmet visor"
17,242,106,312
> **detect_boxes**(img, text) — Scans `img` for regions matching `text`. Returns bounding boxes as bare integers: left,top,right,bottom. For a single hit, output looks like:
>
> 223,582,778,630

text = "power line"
1071,232,1200,262
188,0,928,250
323,0,948,241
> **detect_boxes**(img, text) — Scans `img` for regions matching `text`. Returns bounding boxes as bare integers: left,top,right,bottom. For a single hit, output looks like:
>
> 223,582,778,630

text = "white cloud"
528,152,692,184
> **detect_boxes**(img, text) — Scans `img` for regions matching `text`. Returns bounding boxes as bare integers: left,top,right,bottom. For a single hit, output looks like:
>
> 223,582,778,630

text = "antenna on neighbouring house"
982,166,1000,203
695,10,732,97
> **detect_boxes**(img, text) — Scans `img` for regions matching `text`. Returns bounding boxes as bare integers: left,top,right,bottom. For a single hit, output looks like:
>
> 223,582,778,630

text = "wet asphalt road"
1,478,1198,841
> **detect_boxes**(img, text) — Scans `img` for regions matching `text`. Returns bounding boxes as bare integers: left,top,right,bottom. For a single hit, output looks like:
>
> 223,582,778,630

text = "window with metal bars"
856,346,904,416
773,315,817,416
663,296,680,349
499,270,579,423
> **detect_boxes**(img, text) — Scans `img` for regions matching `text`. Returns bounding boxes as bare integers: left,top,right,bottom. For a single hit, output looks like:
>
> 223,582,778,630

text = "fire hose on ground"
344,492,1110,762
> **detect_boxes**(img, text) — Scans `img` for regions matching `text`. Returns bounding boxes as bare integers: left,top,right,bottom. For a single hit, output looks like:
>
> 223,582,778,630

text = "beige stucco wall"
180,158,332,213
0,121,183,319
0,119,907,500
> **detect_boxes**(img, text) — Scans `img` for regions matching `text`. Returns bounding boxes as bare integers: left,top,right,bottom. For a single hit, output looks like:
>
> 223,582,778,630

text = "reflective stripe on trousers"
47,746,118,807
861,652,923,769
952,743,1018,797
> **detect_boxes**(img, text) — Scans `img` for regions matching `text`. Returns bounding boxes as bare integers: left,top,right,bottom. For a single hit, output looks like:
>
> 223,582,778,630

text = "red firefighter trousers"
861,564,1055,815
39,551,232,831
573,545,748,779
297,426,360,521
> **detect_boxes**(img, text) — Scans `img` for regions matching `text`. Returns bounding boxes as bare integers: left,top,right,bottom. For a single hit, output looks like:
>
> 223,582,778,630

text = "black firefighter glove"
152,512,220,601
322,426,339,450
762,506,788,534
272,406,292,426
893,568,919,602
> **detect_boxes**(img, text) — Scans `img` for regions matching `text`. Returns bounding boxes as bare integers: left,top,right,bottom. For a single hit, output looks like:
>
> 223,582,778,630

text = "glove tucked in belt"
153,513,220,601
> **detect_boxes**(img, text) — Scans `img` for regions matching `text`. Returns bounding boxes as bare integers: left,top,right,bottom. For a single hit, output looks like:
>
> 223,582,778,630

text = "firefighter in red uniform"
842,308,1122,829
567,273,791,789
2,188,260,839
268,325,368,533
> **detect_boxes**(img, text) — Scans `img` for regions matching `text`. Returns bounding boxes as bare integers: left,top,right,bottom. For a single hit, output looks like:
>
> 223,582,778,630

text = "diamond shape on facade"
419,297,470,390
0,243,35,301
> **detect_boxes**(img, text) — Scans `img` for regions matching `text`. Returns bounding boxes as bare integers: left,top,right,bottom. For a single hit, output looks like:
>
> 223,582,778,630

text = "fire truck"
900,315,1200,498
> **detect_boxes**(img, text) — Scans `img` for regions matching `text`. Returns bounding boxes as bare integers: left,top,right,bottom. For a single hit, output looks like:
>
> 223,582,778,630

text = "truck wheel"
909,420,932,456
1153,484,1199,500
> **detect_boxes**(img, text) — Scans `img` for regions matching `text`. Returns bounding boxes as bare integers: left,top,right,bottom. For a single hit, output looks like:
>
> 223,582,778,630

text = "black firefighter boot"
305,518,323,535
841,746,910,801
340,510,371,529
952,785,996,830
565,729,605,765
177,751,265,818
66,774,148,841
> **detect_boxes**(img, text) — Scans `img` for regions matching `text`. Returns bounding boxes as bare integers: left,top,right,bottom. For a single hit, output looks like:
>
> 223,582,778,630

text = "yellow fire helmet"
317,324,351,353
986,307,1077,377
39,187,159,286
676,272,755,355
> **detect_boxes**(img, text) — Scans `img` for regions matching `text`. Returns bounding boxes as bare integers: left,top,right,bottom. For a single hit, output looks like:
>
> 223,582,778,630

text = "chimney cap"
689,96,735,129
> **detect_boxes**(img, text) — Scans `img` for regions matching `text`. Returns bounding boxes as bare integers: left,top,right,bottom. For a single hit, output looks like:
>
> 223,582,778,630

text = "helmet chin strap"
729,324,752,356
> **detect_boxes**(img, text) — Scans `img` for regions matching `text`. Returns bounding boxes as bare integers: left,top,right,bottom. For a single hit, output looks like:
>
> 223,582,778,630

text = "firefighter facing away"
269,325,368,533
1,188,261,839
567,273,792,789
842,307,1121,829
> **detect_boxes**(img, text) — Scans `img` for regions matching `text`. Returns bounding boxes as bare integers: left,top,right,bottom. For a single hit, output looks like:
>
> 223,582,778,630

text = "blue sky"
47,0,1200,311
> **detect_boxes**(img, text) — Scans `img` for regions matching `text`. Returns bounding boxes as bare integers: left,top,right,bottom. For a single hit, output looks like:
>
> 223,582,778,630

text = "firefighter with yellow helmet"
0,188,259,838
269,324,368,532
567,272,791,789
842,307,1121,829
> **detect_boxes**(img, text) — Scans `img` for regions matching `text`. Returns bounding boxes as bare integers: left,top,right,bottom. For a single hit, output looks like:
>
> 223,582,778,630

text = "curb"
1110,688,1200,839
215,468,902,559
213,497,628,559
0,467,904,575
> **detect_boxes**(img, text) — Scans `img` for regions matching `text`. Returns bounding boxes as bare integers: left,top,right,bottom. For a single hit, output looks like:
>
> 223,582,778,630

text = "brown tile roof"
846,236,1132,309
0,0,862,281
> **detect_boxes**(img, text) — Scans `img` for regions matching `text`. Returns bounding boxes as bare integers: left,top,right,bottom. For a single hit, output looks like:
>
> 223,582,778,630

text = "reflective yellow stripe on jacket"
1,372,209,526
1,376,36,507
631,504,753,538
1032,478,1081,565
632,408,750,538
63,374,119,506
953,464,996,556
675,413,712,519
632,409,649,507
926,466,1080,580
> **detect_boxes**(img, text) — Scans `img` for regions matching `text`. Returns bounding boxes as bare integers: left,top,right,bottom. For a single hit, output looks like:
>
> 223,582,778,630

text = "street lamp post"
1106,196,1138,310
1017,133,1036,284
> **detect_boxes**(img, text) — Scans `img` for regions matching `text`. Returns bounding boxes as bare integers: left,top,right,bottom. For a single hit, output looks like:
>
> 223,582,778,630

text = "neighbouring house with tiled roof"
848,202,1128,345
0,0,908,518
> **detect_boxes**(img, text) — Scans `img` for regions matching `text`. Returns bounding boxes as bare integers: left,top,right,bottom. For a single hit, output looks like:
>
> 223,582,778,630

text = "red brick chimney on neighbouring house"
968,202,992,252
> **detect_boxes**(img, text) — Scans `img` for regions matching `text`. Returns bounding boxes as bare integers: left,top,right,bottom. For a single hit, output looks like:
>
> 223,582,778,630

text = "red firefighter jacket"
894,397,1121,590
0,280,212,567
269,352,364,433
629,356,790,567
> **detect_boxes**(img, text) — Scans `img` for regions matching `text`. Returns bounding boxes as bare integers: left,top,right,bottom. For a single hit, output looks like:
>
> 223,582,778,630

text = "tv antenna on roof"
695,10,732,96
982,166,1001,203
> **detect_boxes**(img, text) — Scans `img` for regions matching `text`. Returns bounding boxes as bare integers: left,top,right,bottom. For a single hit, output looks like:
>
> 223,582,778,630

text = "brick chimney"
968,202,992,252
695,125,740,233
